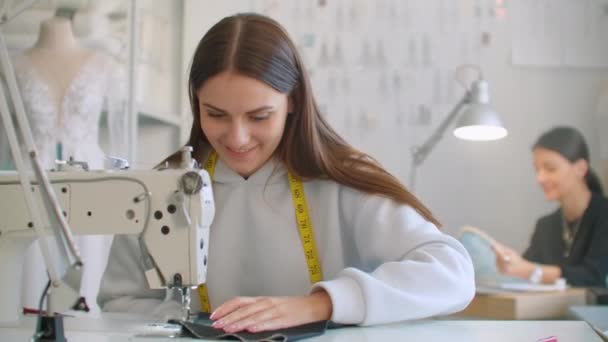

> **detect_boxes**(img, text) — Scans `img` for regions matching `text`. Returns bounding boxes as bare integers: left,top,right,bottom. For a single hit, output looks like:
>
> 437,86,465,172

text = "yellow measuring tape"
197,150,322,313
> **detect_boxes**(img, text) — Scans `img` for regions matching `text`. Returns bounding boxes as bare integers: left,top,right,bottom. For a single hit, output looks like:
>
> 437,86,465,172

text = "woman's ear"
573,159,589,178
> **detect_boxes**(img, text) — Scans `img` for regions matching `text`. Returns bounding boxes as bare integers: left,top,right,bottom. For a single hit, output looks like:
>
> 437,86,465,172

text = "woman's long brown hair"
161,13,440,226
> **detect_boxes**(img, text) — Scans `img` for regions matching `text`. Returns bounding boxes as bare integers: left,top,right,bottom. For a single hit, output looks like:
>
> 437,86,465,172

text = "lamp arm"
0,32,62,282
409,91,471,190
0,0,39,25
0,13,82,317
412,91,471,166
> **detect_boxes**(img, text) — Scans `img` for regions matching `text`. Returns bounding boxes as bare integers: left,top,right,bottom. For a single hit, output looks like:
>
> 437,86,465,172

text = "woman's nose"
225,122,250,146
536,170,546,184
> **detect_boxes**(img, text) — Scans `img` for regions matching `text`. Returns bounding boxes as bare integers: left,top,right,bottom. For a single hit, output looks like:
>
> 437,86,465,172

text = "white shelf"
138,109,181,127
100,106,181,128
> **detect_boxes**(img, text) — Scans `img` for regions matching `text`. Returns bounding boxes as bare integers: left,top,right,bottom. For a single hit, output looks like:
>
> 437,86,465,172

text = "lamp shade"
453,80,507,141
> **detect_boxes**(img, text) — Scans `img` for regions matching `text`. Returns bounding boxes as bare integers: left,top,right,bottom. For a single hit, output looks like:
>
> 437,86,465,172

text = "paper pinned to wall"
511,0,608,68
562,0,608,68
511,0,564,67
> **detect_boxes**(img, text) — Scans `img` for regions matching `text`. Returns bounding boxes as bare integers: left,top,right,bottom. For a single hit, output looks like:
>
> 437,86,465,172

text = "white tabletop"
0,313,603,342
568,305,608,340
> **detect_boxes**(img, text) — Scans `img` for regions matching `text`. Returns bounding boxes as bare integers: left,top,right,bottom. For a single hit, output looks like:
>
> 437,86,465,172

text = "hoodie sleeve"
97,234,182,319
312,191,475,325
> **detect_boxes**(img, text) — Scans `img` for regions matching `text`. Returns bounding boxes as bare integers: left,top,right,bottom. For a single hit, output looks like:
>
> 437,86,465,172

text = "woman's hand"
492,241,535,279
209,290,332,333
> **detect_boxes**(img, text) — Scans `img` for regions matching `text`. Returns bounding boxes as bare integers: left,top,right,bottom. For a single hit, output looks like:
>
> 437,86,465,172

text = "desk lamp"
409,65,507,190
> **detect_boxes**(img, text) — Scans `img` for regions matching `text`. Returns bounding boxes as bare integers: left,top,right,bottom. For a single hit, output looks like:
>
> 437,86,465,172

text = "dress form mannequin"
23,17,94,123
9,16,127,313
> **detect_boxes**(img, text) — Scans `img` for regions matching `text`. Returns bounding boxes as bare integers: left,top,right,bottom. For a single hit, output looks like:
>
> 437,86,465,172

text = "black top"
523,192,608,287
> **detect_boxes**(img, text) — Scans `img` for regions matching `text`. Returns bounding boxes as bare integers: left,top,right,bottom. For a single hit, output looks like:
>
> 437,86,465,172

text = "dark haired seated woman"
98,13,475,333
494,126,608,287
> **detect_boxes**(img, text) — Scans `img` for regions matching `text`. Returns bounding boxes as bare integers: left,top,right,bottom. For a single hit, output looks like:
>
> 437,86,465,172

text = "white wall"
133,0,184,168
179,0,608,252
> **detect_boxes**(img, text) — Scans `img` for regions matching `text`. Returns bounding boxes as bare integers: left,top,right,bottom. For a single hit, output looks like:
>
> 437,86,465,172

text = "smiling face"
533,147,588,201
197,71,291,178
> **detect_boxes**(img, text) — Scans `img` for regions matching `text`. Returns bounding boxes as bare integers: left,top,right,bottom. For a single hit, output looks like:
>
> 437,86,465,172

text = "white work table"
568,305,608,341
0,313,603,341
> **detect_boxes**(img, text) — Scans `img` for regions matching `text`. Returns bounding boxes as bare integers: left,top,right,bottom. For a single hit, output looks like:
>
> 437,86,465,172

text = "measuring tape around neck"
197,150,322,313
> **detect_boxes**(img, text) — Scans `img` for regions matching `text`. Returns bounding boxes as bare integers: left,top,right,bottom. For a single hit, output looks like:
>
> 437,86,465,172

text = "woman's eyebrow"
246,106,275,114
202,103,275,115
201,103,227,113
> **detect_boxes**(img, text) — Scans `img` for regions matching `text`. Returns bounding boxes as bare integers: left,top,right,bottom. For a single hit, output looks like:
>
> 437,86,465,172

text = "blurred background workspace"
0,0,607,326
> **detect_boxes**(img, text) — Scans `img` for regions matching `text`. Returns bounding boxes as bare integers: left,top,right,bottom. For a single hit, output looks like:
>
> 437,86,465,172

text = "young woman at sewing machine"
493,126,608,287
98,13,475,333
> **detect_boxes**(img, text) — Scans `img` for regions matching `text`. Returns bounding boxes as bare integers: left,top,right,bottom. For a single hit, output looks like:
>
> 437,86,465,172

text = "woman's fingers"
491,241,516,264
491,241,506,255
210,293,331,333
247,317,290,333
223,303,281,332
210,296,257,320
212,297,276,331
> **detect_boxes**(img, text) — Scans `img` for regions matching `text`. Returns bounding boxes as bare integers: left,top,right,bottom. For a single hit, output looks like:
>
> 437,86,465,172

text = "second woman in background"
494,126,608,287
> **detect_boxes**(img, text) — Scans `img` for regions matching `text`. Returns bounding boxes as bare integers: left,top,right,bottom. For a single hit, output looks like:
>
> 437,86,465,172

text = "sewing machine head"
0,149,215,325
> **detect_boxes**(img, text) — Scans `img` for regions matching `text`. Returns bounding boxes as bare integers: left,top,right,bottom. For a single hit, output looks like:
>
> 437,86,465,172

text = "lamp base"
34,314,67,342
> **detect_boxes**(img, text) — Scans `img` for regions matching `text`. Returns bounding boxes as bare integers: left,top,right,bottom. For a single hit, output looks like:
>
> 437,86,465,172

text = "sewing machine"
0,152,215,328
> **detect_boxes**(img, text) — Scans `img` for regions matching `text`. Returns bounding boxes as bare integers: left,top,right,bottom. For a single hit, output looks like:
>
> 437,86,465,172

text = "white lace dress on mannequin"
13,52,127,167
5,51,127,312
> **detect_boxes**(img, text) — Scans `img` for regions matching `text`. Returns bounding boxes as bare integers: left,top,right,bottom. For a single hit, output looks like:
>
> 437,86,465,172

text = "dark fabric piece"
523,193,608,287
169,316,328,341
